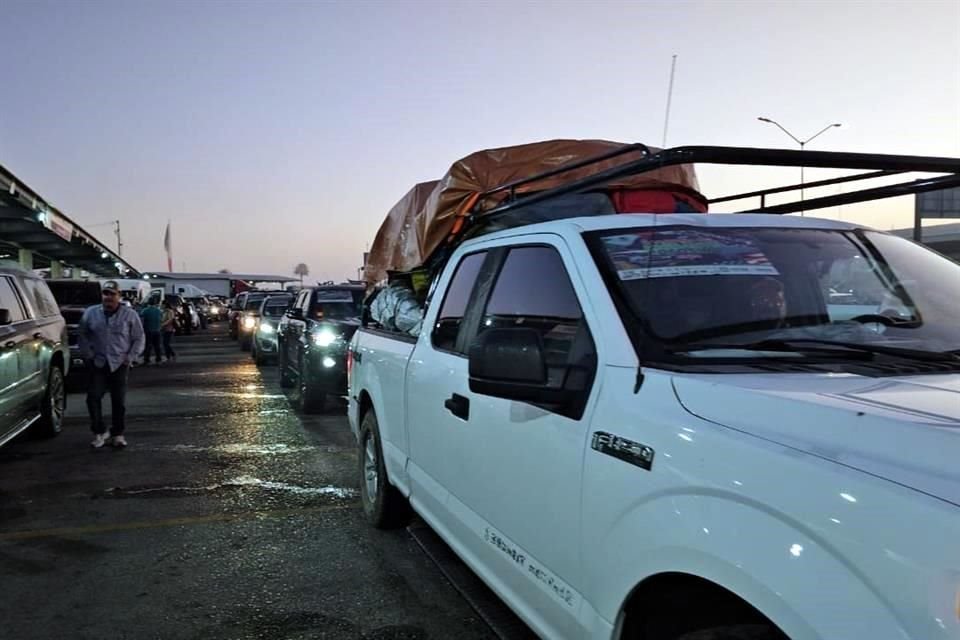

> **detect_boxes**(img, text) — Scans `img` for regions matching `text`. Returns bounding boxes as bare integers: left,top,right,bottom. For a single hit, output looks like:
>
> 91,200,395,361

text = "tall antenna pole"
661,54,678,148
114,220,123,257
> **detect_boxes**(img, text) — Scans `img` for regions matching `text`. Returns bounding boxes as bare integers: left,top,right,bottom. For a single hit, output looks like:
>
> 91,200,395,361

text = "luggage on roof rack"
363,139,704,286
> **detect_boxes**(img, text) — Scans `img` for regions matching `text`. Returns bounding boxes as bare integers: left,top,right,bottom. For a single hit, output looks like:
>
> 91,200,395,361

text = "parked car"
349,214,960,640
46,279,101,379
236,292,272,351
0,266,69,448
251,295,294,366
278,284,363,413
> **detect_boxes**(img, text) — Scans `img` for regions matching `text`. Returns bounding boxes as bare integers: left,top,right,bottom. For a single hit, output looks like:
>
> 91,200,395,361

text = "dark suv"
277,285,363,413
0,267,69,448
46,279,101,378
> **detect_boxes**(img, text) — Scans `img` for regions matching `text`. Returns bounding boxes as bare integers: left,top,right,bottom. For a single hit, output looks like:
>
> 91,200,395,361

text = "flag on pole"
163,221,173,272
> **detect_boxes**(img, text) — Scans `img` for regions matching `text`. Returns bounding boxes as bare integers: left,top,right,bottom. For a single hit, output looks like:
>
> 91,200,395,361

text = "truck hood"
672,373,960,506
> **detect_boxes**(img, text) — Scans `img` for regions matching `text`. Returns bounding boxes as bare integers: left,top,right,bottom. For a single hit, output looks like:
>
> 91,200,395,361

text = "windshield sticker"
315,291,355,303
603,229,779,280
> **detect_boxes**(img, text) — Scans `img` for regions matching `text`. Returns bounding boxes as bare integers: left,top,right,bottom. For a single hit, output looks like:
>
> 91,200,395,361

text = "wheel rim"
363,433,378,504
50,371,65,428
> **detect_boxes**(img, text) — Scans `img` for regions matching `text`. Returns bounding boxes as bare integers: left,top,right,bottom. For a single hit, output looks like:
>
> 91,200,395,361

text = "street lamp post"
757,117,842,212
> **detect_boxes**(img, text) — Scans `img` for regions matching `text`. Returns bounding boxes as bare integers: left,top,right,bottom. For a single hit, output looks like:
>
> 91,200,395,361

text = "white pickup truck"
348,213,960,640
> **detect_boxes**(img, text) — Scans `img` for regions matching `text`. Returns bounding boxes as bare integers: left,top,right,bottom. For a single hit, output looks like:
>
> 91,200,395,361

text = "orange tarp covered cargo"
364,139,704,285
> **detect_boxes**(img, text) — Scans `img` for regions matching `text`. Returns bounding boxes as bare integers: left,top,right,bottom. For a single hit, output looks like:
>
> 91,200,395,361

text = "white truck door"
406,250,490,520
412,239,600,636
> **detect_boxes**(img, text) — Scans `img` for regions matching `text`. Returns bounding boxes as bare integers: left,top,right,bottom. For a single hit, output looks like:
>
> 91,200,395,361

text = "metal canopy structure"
0,163,137,278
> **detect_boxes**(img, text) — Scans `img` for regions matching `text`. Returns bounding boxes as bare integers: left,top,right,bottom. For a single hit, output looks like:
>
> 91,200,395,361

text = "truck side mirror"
468,328,565,405
0,309,10,326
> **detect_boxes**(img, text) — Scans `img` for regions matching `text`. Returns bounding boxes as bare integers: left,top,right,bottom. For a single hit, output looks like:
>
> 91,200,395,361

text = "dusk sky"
2,1,958,281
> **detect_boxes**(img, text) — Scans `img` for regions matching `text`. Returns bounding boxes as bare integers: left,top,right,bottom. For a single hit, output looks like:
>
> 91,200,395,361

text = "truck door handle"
4,341,14,348
33,332,43,339
444,393,470,421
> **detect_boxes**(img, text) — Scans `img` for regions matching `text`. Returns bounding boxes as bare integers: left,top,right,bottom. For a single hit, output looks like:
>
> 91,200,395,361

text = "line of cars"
240,284,363,414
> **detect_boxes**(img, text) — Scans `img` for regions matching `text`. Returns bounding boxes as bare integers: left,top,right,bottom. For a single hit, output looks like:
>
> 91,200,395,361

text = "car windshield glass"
590,225,960,357
313,290,361,321
244,296,268,310
46,282,102,306
262,302,290,317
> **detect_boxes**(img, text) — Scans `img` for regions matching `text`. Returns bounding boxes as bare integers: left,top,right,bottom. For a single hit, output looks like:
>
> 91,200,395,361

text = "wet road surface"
0,325,495,640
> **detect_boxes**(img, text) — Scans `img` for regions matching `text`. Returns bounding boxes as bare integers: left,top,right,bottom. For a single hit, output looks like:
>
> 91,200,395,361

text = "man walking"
140,298,163,365
79,281,145,449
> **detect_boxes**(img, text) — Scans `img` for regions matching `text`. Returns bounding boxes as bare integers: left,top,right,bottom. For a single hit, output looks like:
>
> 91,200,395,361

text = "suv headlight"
243,316,256,329
259,323,274,334
312,329,337,347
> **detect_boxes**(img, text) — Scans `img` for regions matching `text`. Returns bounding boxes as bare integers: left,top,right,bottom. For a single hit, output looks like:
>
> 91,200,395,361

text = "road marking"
0,503,355,541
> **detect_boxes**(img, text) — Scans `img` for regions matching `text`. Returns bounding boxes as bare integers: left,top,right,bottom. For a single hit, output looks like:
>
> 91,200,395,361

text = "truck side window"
0,278,27,323
431,251,487,353
21,278,59,318
478,246,594,391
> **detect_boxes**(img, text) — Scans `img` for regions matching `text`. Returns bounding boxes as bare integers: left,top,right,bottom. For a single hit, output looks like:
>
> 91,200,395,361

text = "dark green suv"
277,285,363,413
0,266,69,448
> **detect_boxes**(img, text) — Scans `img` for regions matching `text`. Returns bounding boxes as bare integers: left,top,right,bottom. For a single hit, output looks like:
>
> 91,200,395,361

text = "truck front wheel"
359,410,411,529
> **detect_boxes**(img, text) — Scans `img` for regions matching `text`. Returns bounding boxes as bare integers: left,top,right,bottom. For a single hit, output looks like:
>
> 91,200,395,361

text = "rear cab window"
431,251,488,353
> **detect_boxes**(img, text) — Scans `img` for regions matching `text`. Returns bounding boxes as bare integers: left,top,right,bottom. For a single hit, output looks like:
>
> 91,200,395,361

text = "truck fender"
587,492,907,640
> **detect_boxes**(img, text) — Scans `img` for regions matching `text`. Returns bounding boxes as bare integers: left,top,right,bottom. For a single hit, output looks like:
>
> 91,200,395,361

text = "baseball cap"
102,281,120,294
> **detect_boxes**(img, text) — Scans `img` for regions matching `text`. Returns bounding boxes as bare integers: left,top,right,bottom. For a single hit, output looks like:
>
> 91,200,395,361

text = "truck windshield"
262,301,290,317
313,290,362,321
590,226,960,357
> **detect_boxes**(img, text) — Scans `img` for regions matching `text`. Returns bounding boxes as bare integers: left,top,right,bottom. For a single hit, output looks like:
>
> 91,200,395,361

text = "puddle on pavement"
174,390,287,400
139,443,349,455
105,475,357,500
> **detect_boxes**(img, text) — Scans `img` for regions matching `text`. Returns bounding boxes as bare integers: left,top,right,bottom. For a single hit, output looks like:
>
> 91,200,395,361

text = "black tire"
36,366,65,438
279,350,295,388
298,357,325,414
358,410,411,529
676,625,784,640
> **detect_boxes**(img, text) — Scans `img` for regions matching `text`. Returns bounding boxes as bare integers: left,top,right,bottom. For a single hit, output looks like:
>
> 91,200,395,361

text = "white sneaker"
110,435,128,448
90,433,109,449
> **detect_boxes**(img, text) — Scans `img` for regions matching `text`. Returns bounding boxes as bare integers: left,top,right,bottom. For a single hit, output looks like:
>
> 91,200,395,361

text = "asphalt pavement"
0,324,495,640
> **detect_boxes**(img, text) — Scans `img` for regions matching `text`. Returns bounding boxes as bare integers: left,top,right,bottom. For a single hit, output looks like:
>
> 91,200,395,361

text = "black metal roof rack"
470,145,960,222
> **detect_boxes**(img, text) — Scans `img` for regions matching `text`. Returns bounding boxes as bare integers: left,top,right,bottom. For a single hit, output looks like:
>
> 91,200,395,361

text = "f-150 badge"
591,432,654,471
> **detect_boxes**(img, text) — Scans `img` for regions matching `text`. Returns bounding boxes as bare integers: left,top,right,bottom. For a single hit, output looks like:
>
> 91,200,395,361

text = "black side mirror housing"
0,309,10,326
287,308,303,320
468,328,565,404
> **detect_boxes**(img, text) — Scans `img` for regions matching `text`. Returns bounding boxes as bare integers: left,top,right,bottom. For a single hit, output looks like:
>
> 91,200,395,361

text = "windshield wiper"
671,338,960,363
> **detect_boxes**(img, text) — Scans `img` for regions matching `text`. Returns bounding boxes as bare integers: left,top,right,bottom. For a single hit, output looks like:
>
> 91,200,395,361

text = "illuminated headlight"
312,329,337,347
322,357,336,368
210,306,220,314
259,323,274,334
243,316,256,329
